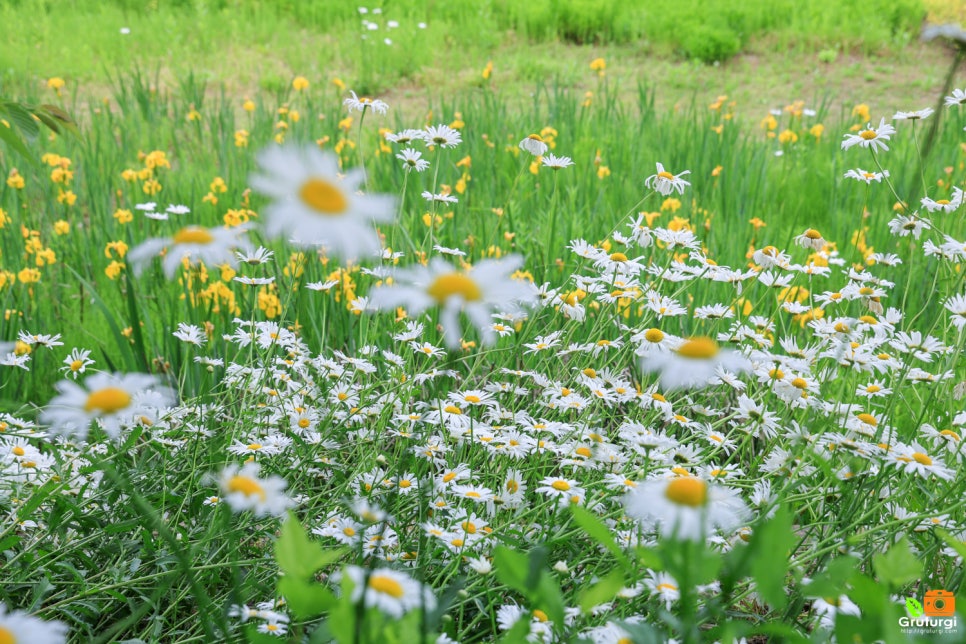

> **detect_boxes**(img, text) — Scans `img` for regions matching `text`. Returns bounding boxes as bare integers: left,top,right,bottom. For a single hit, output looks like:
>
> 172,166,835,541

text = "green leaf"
749,506,795,610
802,556,857,599
570,505,628,565
872,537,921,590
578,569,625,614
17,479,61,521
0,119,34,162
0,535,21,552
278,576,335,619
276,513,344,580
494,545,530,593
533,570,565,629
37,103,79,135
0,101,40,139
936,528,966,561
496,609,533,644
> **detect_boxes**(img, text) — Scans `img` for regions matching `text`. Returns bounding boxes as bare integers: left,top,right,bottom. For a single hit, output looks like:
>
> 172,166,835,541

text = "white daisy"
127,225,252,278
341,565,436,618
249,145,396,259
644,162,691,195
218,461,293,517
841,118,896,152
519,134,549,156
0,603,68,644
624,475,749,541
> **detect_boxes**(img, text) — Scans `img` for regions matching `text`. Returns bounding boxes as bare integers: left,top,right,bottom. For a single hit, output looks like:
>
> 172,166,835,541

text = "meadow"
2,1,966,643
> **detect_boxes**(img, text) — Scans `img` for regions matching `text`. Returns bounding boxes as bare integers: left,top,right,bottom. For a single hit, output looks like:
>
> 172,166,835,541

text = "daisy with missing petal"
640,336,750,390
59,348,95,379
397,148,430,172
369,255,535,348
519,134,549,156
250,146,396,259
841,118,896,152
541,153,574,170
40,372,175,441
422,190,458,204
624,475,749,540
343,90,389,115
644,162,691,196
0,602,69,644
843,168,888,184
218,461,293,517
127,224,252,278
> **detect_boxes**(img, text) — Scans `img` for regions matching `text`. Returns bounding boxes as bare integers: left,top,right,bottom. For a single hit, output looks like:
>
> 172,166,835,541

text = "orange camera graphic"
923,590,956,617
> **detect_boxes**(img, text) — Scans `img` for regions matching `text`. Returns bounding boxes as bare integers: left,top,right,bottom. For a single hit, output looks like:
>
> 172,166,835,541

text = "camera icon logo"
924,589,956,617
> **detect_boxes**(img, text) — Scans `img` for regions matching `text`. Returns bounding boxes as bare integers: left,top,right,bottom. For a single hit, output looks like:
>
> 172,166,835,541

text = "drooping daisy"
624,475,749,541
218,461,293,517
640,336,750,390
519,134,549,156
127,224,252,278
893,108,934,120
39,372,175,441
368,256,535,348
0,603,68,644
843,168,889,184
644,162,691,196
343,90,389,115
841,118,896,152
341,565,436,618
944,88,966,107
249,145,396,260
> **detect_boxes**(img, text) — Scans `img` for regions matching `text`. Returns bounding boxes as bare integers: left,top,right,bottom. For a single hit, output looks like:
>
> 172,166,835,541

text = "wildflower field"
3,2,966,643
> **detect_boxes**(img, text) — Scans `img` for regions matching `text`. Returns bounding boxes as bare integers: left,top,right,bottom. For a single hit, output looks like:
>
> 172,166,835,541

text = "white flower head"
341,565,436,618
841,118,896,152
624,475,749,540
0,603,69,644
644,162,691,196
519,134,549,156
127,225,252,278
640,336,750,390
250,145,396,260
344,90,389,115
218,461,293,517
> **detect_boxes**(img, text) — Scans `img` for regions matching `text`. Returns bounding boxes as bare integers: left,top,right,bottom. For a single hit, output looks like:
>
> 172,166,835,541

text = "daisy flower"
841,118,896,152
945,88,966,107
541,153,574,170
341,565,437,618
343,90,389,115
249,145,396,260
893,107,934,120
422,190,458,204
235,246,275,265
127,225,252,278
519,134,549,156
624,475,749,541
396,148,429,172
423,124,462,148
640,336,750,390
644,162,691,196
39,372,175,441
0,603,68,644
59,348,95,379
218,461,293,517
843,168,889,184
369,256,535,348
173,323,206,346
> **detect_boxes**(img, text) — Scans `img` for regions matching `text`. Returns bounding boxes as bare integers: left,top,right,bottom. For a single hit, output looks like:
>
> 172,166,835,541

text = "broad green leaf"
0,119,33,161
278,576,335,619
749,506,794,610
802,556,857,599
276,513,344,579
533,570,565,630
578,569,625,613
872,537,921,590
571,505,628,565
0,101,40,139
494,545,530,593
17,479,60,520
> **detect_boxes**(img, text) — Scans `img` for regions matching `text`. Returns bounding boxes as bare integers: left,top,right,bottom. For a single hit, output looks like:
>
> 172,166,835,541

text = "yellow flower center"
506,480,519,493
652,393,667,402
937,199,950,205
912,452,933,466
533,609,549,622
70,359,84,371
804,229,822,239
865,385,881,394
226,475,267,501
465,491,481,498
791,377,807,389
368,574,405,598
939,429,961,441
443,404,462,415
343,526,356,536
609,252,628,262
575,446,592,458
527,134,544,142
856,413,877,426
172,226,215,245
644,328,664,343
551,479,570,491
657,582,678,592
657,171,674,180
12,446,25,456
0,626,16,644
247,443,262,450
298,418,311,428
299,178,348,215
675,337,719,359
859,129,877,140
465,394,481,403
427,272,482,303
664,477,708,507
84,387,133,414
